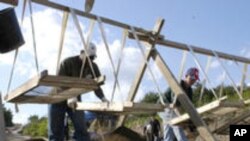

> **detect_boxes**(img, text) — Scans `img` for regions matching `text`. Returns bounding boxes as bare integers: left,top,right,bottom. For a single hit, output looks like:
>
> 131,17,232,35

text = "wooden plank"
168,97,226,125
123,102,166,111
31,0,155,36
76,102,124,112
11,87,92,104
151,49,217,141
168,98,243,125
0,0,18,6
128,35,250,64
76,102,165,114
5,70,105,104
12,95,59,104
157,39,250,64
4,70,47,102
117,19,165,126
40,75,104,89
0,93,6,141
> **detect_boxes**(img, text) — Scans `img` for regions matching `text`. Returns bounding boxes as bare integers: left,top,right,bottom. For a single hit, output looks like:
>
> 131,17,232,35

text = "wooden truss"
4,70,105,104
4,1,250,141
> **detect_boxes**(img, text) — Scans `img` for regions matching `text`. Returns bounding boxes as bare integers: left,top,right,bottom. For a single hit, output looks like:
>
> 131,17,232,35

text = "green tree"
192,83,215,106
22,115,48,137
139,92,159,103
2,105,13,127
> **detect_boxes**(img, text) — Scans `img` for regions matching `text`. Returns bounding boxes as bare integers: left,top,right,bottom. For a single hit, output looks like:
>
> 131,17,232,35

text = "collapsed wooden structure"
1,0,250,141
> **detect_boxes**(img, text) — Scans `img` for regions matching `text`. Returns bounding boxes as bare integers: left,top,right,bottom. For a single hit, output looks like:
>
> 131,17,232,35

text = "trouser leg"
48,103,66,141
67,108,90,141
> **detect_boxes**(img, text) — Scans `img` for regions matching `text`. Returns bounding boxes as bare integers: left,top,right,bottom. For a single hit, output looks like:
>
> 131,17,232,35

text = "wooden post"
0,0,18,6
240,64,248,95
116,19,164,126
0,93,6,141
151,50,217,141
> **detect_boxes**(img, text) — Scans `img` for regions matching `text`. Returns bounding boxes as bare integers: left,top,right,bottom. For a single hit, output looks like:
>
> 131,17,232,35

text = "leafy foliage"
2,105,13,127
21,115,48,137
139,92,159,103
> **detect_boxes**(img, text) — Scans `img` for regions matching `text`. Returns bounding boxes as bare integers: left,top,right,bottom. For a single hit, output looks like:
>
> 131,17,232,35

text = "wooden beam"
0,0,18,6
10,87,94,104
5,70,105,104
157,39,250,64
240,64,248,95
168,97,228,125
0,93,6,141
129,34,250,64
151,50,217,141
31,0,155,36
76,102,166,114
39,75,104,89
117,19,165,126
4,70,47,102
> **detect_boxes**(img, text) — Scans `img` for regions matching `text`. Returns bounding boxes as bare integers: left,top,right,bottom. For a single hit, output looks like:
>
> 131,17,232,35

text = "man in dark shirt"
152,117,161,141
48,43,108,141
162,67,199,141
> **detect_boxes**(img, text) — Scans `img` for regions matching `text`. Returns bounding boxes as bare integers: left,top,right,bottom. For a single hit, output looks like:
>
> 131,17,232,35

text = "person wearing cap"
48,42,108,141
160,67,199,141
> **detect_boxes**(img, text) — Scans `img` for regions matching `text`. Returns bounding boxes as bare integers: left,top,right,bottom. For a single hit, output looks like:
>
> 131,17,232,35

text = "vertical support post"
0,93,6,141
240,64,248,95
199,56,212,102
116,18,165,127
177,51,187,81
151,50,217,141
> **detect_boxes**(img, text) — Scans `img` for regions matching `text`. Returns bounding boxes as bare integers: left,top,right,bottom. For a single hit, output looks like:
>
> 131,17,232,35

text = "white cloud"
210,60,220,69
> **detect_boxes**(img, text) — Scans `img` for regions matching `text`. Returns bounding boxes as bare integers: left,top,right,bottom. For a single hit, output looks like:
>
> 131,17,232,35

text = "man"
152,117,161,141
48,42,108,141
144,119,153,141
144,117,161,141
161,67,199,141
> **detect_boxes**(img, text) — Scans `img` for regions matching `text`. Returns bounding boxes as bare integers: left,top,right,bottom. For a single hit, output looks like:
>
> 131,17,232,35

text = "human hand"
67,97,78,109
101,97,109,103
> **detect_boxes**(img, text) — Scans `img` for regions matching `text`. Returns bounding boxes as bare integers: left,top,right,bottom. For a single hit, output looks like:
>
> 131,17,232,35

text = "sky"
0,0,250,124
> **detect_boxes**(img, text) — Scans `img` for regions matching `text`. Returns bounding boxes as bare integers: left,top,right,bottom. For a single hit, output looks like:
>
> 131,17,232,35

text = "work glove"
101,97,109,103
67,97,78,109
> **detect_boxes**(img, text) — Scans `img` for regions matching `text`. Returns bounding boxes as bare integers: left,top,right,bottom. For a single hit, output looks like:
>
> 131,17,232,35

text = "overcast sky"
0,0,250,124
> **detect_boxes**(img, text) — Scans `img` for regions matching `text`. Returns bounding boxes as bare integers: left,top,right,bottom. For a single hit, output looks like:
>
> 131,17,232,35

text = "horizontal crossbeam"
76,102,166,114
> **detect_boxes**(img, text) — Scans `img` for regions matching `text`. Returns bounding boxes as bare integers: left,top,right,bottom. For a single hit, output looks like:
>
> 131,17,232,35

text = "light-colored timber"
76,102,166,114
4,70,105,104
